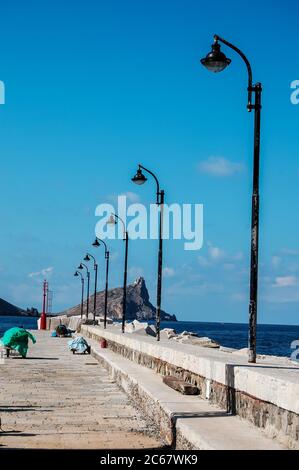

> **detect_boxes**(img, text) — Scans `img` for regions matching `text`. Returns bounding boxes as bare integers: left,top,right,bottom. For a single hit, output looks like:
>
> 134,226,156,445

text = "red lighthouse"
40,279,48,330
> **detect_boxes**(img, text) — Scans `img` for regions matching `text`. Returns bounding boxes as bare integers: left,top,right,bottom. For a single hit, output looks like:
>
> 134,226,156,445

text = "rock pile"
171,330,220,348
119,322,220,349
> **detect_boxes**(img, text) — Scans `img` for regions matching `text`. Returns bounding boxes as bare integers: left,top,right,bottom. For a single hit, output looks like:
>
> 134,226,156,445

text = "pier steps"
87,335,285,450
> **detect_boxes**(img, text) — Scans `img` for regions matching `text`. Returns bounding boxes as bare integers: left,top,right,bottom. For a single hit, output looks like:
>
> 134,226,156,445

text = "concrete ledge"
86,335,284,450
81,324,299,448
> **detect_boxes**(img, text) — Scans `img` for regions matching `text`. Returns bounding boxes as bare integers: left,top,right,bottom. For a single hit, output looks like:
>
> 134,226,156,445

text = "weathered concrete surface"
0,331,163,449
87,334,285,450
81,324,299,448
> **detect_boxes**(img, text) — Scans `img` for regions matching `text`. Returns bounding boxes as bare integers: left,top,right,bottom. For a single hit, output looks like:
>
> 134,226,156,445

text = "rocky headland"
60,277,177,322
0,298,38,317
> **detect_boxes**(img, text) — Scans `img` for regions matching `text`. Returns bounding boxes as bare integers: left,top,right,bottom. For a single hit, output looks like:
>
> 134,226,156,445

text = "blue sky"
0,0,298,324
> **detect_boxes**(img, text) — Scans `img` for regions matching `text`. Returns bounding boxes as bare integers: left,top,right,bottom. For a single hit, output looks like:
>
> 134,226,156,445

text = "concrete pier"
0,331,162,449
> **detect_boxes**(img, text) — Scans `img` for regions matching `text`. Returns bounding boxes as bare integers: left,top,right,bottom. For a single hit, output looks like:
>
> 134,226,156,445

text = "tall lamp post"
78,262,90,320
201,35,262,363
132,164,164,341
84,253,98,325
107,213,129,334
74,270,84,319
92,237,110,329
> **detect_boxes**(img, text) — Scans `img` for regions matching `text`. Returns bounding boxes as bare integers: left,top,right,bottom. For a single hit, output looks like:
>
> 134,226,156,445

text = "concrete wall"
81,324,299,449
47,315,82,332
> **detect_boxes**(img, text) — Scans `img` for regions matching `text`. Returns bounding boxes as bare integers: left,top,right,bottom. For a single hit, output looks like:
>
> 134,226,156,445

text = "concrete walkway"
0,331,163,449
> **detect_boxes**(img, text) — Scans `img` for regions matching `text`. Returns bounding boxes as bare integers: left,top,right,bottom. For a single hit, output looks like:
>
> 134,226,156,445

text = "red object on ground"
100,339,107,348
40,279,48,330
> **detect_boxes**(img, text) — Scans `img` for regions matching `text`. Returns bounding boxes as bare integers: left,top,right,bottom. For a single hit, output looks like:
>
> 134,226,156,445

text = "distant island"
59,277,177,322
0,298,39,317
0,277,177,322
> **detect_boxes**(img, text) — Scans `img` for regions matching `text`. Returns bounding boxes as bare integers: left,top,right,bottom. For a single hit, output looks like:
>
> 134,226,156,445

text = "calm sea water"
0,316,38,337
158,321,299,358
1,316,299,358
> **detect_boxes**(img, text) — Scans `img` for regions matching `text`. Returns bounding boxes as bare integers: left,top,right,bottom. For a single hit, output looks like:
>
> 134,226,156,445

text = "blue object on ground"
68,336,90,354
51,330,57,337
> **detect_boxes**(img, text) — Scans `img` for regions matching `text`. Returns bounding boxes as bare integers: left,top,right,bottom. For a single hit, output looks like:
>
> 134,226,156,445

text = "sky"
0,0,298,324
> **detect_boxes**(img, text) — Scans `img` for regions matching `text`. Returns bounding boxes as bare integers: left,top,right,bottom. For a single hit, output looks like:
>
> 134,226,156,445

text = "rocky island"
60,277,177,322
0,298,38,317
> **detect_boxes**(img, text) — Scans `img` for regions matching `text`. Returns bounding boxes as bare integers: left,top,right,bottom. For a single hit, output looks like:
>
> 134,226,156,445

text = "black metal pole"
86,272,90,319
132,164,165,342
121,232,129,334
104,251,109,329
156,190,164,341
93,263,98,325
202,36,262,363
81,278,84,319
248,83,262,363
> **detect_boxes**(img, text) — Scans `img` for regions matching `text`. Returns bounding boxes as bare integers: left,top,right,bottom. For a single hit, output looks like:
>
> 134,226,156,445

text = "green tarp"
0,327,36,358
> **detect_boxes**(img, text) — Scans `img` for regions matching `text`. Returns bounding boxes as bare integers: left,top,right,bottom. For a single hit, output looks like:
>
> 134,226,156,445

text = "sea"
1,316,299,358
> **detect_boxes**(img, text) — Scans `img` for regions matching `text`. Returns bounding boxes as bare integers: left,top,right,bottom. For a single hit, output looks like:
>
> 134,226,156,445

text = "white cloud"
198,157,244,177
233,252,244,261
121,191,140,203
108,192,140,204
29,267,53,279
28,271,40,278
163,267,175,278
231,293,246,302
222,263,235,271
274,276,297,287
165,280,224,296
109,251,119,261
281,248,299,256
208,242,226,260
198,256,211,267
198,243,231,266
271,256,281,268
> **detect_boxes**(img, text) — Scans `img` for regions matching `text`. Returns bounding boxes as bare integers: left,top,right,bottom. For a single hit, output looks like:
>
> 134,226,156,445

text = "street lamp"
78,262,90,320
84,253,98,325
107,214,129,334
74,270,84,319
92,237,110,329
201,34,262,363
132,164,164,341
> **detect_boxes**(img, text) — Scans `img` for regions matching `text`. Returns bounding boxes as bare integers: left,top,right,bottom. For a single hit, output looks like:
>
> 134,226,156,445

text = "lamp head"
77,263,83,270
201,39,231,73
92,238,100,247
84,254,90,261
131,167,147,185
74,271,79,277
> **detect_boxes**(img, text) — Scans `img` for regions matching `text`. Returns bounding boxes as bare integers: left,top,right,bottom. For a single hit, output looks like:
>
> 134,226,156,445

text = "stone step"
87,336,285,450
